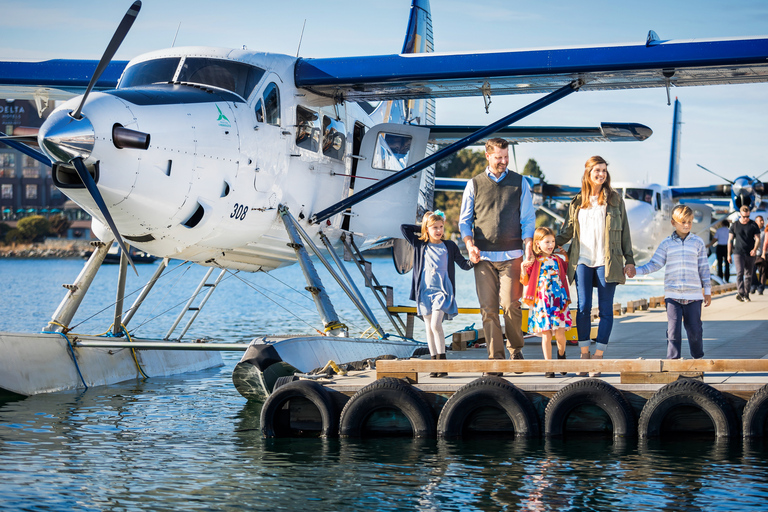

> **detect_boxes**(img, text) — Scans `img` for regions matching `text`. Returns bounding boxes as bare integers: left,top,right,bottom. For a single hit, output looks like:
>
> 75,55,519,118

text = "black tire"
260,380,338,438
638,379,739,439
437,377,539,438
339,377,436,438
742,384,768,438
545,378,636,438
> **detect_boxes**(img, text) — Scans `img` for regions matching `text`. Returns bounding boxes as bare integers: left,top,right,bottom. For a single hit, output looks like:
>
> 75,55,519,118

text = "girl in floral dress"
522,227,572,377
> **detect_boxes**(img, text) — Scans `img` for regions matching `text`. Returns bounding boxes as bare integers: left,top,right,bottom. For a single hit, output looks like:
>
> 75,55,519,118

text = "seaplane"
1,0,767,398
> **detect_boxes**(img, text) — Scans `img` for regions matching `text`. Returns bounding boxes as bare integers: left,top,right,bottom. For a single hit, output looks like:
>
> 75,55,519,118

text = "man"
751,215,765,295
728,205,761,302
459,138,535,375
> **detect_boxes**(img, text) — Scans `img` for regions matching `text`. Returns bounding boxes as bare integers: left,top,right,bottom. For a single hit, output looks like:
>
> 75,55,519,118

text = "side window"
254,99,264,124
372,132,412,171
655,192,661,211
322,116,346,160
296,106,320,152
263,83,280,126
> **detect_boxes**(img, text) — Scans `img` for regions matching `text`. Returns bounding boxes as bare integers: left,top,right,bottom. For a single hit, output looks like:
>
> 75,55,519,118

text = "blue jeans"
574,264,616,352
665,299,704,359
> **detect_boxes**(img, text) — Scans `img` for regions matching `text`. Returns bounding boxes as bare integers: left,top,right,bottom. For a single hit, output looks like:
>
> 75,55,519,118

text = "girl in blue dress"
401,211,473,377
522,227,572,377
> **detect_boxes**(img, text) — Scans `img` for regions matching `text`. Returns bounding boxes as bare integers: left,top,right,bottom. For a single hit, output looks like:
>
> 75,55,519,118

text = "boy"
634,205,711,359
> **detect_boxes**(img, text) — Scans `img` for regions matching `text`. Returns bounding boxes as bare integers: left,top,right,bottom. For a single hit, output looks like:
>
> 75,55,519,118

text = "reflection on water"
2,369,768,511
0,259,761,510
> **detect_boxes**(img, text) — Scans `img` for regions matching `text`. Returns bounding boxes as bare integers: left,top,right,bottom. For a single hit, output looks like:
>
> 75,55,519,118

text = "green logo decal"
216,105,231,128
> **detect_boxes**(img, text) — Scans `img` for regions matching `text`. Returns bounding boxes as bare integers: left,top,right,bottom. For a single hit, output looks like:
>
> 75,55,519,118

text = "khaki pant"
474,259,524,360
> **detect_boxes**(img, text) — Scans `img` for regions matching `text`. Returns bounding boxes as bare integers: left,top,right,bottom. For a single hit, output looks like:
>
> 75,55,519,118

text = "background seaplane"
1,0,768,397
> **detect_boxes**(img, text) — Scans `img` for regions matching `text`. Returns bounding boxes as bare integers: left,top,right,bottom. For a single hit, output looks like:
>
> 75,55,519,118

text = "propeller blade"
755,169,768,180
72,157,137,274
0,134,38,142
71,1,142,120
696,164,734,185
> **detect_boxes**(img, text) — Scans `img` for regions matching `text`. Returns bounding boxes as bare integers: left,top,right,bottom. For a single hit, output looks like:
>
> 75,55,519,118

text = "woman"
555,156,635,376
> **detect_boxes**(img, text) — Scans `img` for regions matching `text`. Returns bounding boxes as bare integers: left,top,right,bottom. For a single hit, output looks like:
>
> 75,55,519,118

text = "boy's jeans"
665,298,704,359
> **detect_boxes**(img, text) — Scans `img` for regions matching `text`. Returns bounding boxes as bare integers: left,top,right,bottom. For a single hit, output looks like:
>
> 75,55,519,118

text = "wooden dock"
261,288,768,438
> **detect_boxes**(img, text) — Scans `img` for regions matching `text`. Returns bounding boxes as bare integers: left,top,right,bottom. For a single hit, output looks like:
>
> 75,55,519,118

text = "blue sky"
1,0,767,187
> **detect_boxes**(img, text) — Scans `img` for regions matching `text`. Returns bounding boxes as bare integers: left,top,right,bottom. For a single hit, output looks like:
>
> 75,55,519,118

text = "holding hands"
624,264,636,278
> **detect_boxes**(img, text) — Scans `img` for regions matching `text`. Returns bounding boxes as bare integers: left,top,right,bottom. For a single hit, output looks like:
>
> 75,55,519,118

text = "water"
2,257,765,511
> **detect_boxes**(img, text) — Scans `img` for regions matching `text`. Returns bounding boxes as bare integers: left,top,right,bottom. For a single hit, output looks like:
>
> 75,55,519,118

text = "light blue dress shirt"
458,168,536,262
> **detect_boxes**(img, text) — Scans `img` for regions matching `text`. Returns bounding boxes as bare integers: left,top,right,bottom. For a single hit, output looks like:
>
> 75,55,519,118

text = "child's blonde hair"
671,204,694,223
419,210,446,242
532,226,556,256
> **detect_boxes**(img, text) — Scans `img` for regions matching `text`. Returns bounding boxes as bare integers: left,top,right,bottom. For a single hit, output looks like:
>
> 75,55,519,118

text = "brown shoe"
512,350,524,374
578,351,590,377
590,353,603,377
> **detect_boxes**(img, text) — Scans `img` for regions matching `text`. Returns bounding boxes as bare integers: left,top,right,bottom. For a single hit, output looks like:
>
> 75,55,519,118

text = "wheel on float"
742,383,768,438
545,378,636,438
638,378,738,439
437,376,539,438
339,377,436,438
260,380,339,438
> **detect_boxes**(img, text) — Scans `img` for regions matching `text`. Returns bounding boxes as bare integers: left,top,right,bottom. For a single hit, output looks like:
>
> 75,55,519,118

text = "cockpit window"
177,58,265,99
625,188,654,205
119,58,181,88
296,106,320,152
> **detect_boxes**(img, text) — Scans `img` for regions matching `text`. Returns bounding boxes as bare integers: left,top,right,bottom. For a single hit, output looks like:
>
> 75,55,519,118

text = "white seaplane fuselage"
42,47,429,272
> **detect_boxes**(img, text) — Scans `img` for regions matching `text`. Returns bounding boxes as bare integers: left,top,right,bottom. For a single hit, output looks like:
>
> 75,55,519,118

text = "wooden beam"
375,358,768,378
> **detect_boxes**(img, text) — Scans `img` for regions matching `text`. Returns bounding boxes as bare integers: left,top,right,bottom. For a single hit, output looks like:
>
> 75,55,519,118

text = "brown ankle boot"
577,351,590,377
590,353,603,377
436,353,448,377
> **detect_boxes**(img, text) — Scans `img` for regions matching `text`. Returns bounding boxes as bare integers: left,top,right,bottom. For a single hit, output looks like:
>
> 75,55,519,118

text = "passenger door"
348,123,429,239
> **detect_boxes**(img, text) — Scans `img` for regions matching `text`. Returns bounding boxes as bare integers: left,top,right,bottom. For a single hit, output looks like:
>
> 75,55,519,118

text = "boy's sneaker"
736,295,744,302
745,295,752,302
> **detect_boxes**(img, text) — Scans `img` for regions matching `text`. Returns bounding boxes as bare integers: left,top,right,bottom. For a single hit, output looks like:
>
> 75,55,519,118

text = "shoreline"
0,241,91,259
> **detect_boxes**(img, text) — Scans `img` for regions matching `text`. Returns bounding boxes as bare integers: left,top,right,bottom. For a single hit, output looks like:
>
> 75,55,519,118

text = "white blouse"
577,196,607,267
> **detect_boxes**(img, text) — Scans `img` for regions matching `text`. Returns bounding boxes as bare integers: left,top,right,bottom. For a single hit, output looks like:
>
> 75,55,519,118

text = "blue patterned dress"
417,242,458,320
527,256,572,333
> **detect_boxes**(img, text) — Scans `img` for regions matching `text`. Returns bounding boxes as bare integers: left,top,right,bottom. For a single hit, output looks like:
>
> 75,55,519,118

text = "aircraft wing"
428,122,652,145
295,36,768,101
670,185,731,199
0,60,127,101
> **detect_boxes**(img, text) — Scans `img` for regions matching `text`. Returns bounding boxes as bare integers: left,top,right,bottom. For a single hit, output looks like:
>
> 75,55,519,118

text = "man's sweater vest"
471,171,523,252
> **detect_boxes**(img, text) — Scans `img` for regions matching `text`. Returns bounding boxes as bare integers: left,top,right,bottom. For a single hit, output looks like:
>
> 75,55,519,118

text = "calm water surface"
1,258,765,511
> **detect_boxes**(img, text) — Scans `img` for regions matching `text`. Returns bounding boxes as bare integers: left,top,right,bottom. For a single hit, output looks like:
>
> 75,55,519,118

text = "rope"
319,360,347,376
40,330,88,390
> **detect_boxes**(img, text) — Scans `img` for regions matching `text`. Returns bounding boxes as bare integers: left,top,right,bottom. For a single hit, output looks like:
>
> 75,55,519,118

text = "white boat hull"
0,331,223,396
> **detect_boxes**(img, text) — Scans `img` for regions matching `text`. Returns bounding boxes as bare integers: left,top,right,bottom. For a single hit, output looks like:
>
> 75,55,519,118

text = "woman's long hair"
579,155,613,209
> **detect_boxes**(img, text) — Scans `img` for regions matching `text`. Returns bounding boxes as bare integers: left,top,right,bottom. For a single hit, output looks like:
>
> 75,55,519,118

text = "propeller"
71,1,142,121
696,164,734,185
72,157,137,274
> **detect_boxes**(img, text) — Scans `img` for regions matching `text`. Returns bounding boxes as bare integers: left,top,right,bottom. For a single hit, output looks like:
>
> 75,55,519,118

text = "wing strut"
310,79,583,225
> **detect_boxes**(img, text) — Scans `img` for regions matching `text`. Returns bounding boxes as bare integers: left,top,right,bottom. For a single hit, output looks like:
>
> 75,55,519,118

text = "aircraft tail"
667,97,682,186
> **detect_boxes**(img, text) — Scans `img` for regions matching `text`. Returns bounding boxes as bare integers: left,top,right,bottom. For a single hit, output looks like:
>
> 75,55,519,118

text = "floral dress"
417,242,458,320
527,255,572,333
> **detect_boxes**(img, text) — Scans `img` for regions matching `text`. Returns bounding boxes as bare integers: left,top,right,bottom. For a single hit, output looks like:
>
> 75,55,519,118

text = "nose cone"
38,109,95,163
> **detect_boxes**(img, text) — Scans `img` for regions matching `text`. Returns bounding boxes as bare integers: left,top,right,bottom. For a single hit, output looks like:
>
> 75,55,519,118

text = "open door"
348,123,429,238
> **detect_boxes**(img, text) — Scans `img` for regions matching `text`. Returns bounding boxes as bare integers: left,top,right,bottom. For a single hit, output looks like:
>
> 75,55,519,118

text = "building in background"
1,99,93,239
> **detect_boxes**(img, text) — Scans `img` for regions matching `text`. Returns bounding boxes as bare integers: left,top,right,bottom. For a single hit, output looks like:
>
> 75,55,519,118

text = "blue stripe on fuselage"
106,84,245,105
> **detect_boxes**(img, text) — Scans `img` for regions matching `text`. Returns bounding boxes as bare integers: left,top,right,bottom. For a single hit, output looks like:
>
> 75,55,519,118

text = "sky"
1,0,767,188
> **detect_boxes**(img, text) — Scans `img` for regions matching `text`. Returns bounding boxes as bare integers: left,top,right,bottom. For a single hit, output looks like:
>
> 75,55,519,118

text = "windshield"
119,57,181,88
120,57,265,100
178,58,264,99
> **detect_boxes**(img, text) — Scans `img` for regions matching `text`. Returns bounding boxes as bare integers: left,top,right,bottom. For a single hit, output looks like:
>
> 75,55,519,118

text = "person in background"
750,215,765,295
401,211,473,378
728,205,761,302
713,219,731,282
555,156,635,377
522,227,571,378
634,205,711,359
459,138,535,376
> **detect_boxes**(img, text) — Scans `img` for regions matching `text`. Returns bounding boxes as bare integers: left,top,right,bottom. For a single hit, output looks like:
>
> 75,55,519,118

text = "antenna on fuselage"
296,19,307,58
172,22,182,47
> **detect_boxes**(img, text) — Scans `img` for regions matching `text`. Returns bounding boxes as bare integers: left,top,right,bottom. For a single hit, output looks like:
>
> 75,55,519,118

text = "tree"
16,215,51,243
522,158,546,181
48,214,71,238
